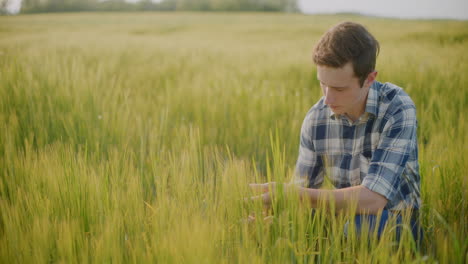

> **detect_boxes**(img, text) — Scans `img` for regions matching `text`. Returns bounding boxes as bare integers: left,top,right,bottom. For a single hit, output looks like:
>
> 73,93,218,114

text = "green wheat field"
0,12,467,263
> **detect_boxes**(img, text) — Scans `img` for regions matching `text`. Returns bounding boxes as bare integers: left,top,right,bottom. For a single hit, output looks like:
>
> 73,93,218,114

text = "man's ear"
364,71,378,88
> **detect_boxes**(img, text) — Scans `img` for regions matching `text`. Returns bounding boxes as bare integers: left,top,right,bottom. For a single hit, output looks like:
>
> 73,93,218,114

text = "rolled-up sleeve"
361,106,417,204
294,115,324,188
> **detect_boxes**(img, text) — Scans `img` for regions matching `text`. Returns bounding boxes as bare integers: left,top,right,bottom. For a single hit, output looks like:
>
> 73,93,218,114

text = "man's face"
317,62,375,120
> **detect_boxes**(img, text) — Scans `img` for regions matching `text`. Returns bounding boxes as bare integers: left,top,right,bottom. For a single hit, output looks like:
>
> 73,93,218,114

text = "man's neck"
346,89,370,122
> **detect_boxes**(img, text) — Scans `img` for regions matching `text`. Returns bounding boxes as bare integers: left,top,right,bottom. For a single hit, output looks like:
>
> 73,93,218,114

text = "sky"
298,0,468,20
5,0,468,20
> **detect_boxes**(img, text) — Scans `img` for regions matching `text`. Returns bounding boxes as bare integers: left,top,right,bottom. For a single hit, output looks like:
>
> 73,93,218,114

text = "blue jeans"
344,210,423,244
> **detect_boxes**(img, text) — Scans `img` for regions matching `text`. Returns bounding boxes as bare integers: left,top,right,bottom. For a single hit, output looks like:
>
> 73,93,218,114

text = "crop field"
0,12,467,263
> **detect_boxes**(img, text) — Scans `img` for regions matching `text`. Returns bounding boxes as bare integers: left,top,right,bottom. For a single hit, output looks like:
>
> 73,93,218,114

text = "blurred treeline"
1,0,299,14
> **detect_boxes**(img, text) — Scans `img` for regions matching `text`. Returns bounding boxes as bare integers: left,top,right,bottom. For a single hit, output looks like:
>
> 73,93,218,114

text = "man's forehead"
316,63,357,87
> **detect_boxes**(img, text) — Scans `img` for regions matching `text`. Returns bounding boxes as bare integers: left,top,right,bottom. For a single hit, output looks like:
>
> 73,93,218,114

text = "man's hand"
248,182,293,208
248,182,274,207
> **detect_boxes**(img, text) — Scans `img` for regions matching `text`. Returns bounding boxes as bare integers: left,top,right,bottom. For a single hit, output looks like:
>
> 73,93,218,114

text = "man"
250,21,421,240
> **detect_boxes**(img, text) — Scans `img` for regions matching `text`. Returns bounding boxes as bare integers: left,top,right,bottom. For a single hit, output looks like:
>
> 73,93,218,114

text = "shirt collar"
364,81,379,117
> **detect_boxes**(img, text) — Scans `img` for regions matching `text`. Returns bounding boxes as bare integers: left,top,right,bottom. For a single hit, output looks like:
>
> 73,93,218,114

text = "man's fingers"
249,193,272,207
263,215,274,224
241,214,274,225
247,214,256,222
249,183,268,193
249,182,273,193
249,194,263,202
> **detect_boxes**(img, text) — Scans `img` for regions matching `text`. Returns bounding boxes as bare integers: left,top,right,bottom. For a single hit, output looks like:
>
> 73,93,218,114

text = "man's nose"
324,87,334,105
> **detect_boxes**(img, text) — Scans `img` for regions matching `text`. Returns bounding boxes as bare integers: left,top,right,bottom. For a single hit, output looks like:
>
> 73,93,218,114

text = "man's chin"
330,106,343,114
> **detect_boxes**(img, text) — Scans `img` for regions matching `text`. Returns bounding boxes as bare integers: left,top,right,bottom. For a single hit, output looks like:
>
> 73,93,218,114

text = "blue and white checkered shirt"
295,81,420,210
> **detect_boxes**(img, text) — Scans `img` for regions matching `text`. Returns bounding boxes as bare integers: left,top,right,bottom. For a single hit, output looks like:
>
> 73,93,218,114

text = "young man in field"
250,21,421,240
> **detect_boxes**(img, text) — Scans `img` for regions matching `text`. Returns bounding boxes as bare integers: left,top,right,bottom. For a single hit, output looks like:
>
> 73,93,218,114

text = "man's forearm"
295,185,388,215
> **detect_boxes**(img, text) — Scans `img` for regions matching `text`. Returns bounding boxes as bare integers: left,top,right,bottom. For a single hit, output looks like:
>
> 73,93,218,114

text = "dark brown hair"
313,21,380,86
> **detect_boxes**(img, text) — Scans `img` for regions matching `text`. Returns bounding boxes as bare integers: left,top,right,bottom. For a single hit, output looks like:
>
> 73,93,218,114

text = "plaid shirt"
295,81,420,210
